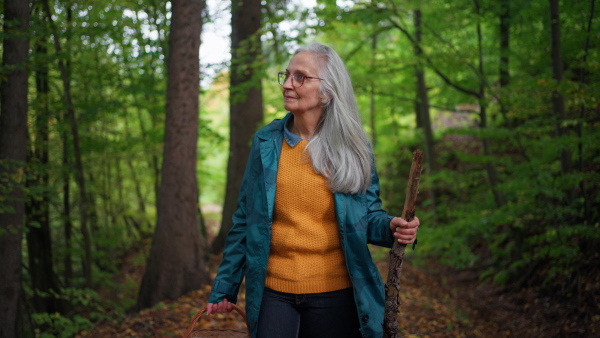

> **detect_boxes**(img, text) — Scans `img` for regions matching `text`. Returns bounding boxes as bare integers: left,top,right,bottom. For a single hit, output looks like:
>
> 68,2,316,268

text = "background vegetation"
0,0,598,336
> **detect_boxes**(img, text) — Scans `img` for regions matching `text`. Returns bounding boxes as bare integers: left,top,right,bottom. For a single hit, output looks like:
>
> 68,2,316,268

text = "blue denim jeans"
256,287,362,338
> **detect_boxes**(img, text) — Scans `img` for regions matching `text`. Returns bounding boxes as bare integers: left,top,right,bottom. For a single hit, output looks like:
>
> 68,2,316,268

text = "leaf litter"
79,246,598,337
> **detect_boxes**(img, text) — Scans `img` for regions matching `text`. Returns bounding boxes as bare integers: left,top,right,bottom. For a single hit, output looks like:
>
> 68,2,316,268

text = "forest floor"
79,245,599,338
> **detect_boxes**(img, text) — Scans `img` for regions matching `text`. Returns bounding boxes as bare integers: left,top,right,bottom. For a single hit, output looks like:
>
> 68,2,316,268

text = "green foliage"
32,312,92,338
310,0,600,297
25,287,119,338
424,127,600,287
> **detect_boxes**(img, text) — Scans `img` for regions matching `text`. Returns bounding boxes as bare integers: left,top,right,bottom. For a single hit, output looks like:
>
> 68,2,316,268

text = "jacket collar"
256,112,293,142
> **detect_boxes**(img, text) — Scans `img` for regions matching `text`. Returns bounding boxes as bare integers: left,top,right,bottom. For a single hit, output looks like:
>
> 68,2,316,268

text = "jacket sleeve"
365,160,395,248
208,137,257,304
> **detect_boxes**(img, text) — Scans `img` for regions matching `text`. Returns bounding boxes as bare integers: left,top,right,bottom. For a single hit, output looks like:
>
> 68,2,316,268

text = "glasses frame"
278,72,323,88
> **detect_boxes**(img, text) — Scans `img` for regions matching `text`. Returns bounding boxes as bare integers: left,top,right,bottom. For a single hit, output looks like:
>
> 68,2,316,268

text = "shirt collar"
283,114,303,147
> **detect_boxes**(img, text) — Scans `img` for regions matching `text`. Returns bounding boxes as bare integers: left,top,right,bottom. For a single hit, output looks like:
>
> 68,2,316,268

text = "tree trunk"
137,0,210,310
497,0,531,162
62,130,74,286
123,108,149,235
497,0,511,126
474,0,506,208
0,0,30,336
499,0,510,91
370,33,377,148
548,0,572,176
413,9,437,211
62,5,74,287
577,0,595,224
26,35,64,315
130,83,161,212
212,0,264,254
43,0,94,287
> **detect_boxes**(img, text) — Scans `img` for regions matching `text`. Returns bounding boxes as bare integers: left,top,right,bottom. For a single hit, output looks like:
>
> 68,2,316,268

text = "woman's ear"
320,95,332,105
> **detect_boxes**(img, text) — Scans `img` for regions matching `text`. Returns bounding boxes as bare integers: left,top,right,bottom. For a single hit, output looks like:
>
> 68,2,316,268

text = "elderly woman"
207,42,419,338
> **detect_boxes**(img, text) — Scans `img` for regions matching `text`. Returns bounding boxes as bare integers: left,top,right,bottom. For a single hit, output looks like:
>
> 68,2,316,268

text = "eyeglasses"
278,72,323,87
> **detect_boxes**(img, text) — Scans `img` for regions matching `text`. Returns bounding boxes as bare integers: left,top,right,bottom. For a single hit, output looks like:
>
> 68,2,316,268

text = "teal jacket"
209,113,395,337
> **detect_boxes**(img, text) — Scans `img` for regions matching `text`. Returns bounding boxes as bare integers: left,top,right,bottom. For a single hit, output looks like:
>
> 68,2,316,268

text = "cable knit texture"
265,140,352,294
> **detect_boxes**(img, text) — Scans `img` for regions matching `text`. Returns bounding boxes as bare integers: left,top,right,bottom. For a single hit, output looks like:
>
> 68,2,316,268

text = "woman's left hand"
389,216,419,244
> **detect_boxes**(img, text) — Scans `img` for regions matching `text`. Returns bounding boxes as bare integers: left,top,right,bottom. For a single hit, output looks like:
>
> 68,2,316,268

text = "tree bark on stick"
383,150,423,338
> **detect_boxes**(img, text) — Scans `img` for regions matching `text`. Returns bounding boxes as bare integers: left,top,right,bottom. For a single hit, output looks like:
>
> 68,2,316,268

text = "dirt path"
390,258,598,337
83,249,598,337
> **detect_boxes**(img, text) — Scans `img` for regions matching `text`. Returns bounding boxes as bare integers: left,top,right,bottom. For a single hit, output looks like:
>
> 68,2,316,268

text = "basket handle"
183,303,250,338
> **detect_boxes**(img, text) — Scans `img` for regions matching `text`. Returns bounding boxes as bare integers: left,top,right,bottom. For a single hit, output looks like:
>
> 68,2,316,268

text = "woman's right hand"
206,298,233,315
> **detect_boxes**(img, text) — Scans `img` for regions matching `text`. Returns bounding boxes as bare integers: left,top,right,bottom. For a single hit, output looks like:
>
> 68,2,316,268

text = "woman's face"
282,52,324,117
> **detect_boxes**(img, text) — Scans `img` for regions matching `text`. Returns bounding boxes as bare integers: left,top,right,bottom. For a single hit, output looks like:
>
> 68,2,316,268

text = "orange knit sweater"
265,140,352,294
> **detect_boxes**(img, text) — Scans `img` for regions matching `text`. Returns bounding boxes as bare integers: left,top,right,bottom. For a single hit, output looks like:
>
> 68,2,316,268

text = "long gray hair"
296,43,372,194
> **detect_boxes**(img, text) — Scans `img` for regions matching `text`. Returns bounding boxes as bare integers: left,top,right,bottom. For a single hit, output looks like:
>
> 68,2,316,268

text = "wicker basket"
183,303,250,338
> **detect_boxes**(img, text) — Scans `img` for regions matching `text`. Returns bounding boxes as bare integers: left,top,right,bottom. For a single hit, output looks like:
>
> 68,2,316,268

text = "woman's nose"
282,76,294,90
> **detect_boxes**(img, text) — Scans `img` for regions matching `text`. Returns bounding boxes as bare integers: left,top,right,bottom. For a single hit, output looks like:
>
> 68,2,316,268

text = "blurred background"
0,0,598,336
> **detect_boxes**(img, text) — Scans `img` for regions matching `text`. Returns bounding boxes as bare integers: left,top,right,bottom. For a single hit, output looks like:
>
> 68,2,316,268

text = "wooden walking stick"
383,149,424,338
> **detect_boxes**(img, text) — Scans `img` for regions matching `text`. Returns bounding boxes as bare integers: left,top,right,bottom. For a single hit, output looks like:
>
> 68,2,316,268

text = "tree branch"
387,17,481,98
343,26,394,62
353,84,458,112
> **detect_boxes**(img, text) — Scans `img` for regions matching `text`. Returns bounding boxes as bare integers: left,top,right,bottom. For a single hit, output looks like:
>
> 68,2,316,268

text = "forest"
0,0,598,337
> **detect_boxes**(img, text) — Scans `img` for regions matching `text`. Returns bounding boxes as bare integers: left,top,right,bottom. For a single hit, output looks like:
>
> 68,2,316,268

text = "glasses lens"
293,74,305,87
278,72,288,85
278,72,306,87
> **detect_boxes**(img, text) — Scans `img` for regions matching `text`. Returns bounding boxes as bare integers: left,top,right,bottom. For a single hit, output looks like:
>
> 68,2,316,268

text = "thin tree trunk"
43,0,93,287
212,0,264,254
499,0,510,93
137,0,210,310
475,0,506,208
26,35,64,315
62,130,74,286
63,6,74,287
86,172,105,270
497,0,531,163
413,9,437,212
114,157,125,229
577,0,595,224
123,115,149,233
143,8,165,206
548,0,572,176
86,172,98,237
130,106,154,214
128,79,161,209
0,0,30,336
498,0,511,125
370,33,377,148
413,12,422,130
198,205,209,254
127,160,149,224
124,26,162,206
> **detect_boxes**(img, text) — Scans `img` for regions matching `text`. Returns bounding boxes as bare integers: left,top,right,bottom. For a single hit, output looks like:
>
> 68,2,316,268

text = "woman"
207,42,419,338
